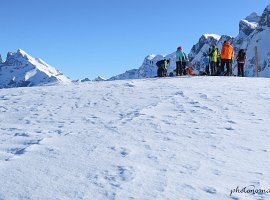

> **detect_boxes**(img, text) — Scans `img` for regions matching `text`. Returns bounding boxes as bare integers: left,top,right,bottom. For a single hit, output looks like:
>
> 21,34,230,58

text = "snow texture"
0,77,270,200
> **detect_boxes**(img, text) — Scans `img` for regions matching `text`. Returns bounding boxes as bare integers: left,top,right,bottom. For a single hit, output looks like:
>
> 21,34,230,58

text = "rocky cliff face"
259,4,270,27
0,49,71,88
239,4,270,77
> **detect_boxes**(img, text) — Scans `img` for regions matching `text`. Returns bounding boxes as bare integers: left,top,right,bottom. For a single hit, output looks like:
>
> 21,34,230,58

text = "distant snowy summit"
93,76,106,81
0,49,71,88
77,76,107,82
110,3,270,79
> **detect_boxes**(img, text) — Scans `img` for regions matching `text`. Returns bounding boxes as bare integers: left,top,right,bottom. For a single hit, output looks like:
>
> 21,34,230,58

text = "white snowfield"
0,77,270,200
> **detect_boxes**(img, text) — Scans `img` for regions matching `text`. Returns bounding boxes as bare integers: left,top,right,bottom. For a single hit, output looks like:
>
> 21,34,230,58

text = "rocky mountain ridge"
0,49,70,88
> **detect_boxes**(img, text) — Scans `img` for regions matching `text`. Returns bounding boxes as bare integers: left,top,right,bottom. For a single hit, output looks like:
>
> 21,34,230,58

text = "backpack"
238,50,246,60
182,53,188,62
208,50,213,57
156,60,164,68
208,48,216,57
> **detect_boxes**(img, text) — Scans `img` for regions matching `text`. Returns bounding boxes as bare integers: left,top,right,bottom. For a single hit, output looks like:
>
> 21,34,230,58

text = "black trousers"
210,61,217,75
237,63,244,77
176,61,183,76
182,61,187,75
217,58,220,68
157,67,167,77
216,59,221,75
221,59,232,76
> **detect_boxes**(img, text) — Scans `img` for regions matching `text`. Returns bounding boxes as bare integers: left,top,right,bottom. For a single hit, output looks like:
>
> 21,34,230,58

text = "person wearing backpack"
221,41,234,76
182,52,189,75
156,59,169,77
176,46,184,76
208,45,218,75
236,49,247,77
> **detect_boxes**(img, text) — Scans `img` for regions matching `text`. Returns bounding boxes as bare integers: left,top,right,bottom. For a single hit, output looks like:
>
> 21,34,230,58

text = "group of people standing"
205,41,247,77
156,41,247,77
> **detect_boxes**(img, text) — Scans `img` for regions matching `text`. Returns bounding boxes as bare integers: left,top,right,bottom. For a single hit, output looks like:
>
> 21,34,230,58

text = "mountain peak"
94,76,106,81
245,12,261,23
259,3,270,27
0,49,71,88
239,20,258,36
145,54,156,61
267,3,270,11
202,34,221,41
17,49,29,56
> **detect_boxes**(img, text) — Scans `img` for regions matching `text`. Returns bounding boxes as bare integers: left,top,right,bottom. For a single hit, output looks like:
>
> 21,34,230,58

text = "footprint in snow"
0,96,9,100
189,101,199,105
23,139,42,146
8,148,26,155
213,169,221,176
109,146,129,157
182,164,200,175
230,197,240,200
203,186,217,194
124,83,135,87
174,91,185,97
0,106,8,112
225,127,234,131
200,94,208,99
120,148,129,157
104,165,135,187
14,132,29,137
147,154,158,163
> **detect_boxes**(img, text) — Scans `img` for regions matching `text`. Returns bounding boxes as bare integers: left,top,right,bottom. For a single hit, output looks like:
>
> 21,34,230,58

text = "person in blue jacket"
176,46,184,76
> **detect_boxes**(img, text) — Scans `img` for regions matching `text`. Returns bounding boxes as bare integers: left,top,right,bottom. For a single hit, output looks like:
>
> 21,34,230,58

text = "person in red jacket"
236,49,247,77
220,41,234,76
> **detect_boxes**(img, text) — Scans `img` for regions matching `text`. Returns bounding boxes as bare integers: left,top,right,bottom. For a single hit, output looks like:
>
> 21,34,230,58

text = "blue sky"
0,0,269,79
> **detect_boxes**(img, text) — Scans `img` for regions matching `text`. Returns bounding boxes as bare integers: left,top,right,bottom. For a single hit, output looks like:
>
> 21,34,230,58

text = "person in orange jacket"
220,41,234,76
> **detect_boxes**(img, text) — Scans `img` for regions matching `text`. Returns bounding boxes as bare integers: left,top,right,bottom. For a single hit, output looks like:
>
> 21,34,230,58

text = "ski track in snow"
0,77,270,200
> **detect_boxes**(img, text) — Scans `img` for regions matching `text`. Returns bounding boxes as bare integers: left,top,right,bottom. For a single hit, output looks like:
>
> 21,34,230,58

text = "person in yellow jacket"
208,45,218,75
220,41,234,76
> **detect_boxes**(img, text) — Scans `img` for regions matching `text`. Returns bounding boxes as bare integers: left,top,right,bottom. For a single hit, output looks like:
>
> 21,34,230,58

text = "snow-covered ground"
0,77,270,200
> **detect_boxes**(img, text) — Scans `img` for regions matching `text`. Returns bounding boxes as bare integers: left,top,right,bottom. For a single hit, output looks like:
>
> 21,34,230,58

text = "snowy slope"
0,77,270,200
0,49,71,88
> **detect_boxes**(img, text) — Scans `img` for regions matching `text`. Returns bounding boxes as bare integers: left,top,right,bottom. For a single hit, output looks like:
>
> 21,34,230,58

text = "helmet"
177,46,182,50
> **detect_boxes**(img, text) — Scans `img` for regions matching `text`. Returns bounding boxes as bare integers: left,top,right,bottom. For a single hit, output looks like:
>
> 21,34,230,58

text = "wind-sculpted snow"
0,77,270,200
